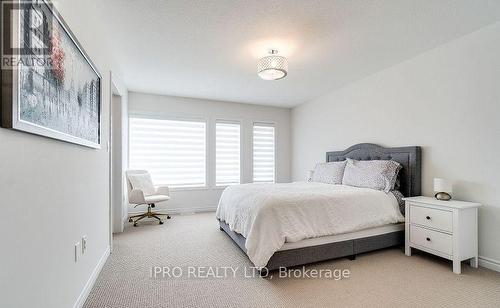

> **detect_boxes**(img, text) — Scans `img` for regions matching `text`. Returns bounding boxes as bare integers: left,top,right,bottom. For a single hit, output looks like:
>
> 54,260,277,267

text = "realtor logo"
1,0,54,69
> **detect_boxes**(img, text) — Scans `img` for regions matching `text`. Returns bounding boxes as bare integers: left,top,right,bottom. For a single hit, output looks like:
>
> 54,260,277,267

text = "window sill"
169,186,209,192
214,184,240,189
169,186,232,192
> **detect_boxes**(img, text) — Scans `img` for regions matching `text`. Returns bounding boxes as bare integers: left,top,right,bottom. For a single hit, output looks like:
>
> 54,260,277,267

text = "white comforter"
216,182,404,268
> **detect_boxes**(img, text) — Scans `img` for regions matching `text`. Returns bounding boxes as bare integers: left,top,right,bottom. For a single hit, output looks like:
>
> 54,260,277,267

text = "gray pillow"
391,190,405,215
342,159,402,192
311,161,347,184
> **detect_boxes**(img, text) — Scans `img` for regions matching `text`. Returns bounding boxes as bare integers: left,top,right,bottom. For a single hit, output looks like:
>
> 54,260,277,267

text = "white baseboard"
479,256,500,272
128,205,216,216
73,246,110,308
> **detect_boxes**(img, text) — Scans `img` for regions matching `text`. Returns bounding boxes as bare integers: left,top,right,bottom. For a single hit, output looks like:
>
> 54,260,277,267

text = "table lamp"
434,178,452,201
306,170,314,182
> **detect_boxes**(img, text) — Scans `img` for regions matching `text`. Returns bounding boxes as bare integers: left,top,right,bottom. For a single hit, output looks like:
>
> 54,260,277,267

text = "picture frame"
1,0,102,148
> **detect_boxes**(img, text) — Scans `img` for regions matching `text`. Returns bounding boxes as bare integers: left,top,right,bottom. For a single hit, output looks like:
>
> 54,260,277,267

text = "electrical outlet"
82,235,88,254
75,242,80,262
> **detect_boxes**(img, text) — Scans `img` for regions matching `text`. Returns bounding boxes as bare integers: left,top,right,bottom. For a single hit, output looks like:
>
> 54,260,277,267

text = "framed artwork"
1,0,101,148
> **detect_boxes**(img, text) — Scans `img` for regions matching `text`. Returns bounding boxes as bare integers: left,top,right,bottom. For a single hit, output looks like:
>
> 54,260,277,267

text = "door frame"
108,71,126,251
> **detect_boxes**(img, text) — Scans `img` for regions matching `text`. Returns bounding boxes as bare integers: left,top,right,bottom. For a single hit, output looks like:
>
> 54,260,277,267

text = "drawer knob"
426,237,431,242
426,216,431,220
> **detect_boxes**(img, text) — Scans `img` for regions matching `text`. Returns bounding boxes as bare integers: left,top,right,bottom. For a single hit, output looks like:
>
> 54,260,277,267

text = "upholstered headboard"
326,143,421,197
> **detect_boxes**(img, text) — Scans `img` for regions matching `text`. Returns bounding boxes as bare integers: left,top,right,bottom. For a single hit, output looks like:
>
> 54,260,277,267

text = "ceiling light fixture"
257,49,288,80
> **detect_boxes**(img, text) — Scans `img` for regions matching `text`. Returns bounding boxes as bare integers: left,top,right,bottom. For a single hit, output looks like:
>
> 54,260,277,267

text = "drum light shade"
434,178,452,193
306,170,314,182
434,178,453,201
258,49,288,80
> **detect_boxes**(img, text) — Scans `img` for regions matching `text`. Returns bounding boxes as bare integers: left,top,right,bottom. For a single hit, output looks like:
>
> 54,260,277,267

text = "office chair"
126,170,171,226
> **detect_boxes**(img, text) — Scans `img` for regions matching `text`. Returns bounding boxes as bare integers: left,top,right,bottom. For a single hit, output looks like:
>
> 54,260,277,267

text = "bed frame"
219,143,421,272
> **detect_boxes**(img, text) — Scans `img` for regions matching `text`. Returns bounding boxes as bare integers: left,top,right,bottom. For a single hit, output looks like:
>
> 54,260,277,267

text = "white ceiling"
95,0,500,107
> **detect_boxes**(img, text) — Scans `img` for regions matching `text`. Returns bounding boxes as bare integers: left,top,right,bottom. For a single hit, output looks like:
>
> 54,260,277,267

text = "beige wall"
0,1,122,307
291,22,500,268
128,91,291,213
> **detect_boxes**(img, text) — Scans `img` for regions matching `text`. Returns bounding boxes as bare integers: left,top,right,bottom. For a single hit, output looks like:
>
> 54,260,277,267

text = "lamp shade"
434,178,452,193
257,50,288,80
306,170,314,182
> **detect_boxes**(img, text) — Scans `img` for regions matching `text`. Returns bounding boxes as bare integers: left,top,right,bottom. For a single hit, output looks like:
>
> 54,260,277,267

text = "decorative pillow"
394,177,401,191
391,190,405,215
128,173,156,196
311,161,347,184
341,159,402,193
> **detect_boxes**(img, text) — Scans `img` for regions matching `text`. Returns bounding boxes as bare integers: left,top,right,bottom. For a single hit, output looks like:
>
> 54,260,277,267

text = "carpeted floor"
84,212,500,308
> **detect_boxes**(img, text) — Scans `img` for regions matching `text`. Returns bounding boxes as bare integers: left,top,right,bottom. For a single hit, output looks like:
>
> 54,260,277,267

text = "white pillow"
128,173,156,196
341,159,401,193
311,161,347,184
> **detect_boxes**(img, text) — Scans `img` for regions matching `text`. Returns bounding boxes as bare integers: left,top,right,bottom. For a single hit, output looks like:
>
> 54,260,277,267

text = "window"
252,123,275,183
129,117,206,188
215,121,241,186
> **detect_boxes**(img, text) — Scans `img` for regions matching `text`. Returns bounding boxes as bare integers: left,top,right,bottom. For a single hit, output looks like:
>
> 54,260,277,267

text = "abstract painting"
1,0,101,148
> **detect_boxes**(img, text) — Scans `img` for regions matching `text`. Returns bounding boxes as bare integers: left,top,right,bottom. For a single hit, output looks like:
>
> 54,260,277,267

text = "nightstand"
403,196,481,274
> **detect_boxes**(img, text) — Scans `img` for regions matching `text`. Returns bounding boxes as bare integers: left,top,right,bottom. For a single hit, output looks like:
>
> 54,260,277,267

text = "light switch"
82,235,88,254
75,242,80,262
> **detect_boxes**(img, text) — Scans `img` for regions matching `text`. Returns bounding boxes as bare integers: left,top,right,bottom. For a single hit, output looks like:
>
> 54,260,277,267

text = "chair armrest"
156,185,170,196
129,189,146,204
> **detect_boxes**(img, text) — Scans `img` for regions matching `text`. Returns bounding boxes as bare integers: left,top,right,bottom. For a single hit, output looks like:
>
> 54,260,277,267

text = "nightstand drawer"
410,225,452,255
409,204,452,232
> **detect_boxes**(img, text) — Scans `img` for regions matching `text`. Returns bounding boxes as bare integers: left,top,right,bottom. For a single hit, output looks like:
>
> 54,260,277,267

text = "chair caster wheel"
167,215,171,219
259,268,269,277
159,221,164,225
133,223,137,227
128,218,133,222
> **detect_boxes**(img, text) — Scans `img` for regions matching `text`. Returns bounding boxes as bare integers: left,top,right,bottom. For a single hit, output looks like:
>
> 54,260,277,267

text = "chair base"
128,203,171,226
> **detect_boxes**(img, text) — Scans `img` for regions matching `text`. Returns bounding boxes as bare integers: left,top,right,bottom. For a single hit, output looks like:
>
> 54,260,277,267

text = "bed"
217,143,421,272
